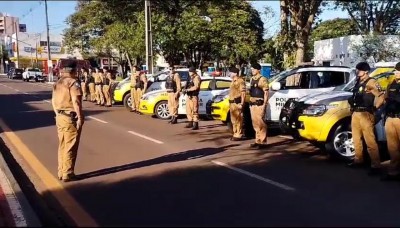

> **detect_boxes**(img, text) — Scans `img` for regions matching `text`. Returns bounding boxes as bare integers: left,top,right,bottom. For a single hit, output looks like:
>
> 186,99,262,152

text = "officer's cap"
189,67,196,73
230,67,239,74
355,62,371,72
61,60,77,73
395,62,400,71
251,63,261,70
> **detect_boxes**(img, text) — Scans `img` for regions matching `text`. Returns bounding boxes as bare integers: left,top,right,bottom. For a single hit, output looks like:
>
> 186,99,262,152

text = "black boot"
185,121,193,128
192,122,199,130
171,116,178,124
168,116,173,123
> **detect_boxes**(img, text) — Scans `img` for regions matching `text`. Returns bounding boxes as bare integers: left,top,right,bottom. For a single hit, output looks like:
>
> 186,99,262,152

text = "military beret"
189,67,196,73
355,62,371,71
61,61,77,73
251,63,261,70
395,62,400,71
230,67,239,74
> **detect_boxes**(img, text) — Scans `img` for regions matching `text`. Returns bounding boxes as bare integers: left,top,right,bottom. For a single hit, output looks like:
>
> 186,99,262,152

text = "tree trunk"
125,52,133,72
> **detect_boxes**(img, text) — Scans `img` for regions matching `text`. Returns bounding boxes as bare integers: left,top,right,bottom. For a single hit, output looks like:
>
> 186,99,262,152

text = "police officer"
166,69,181,124
347,62,384,175
130,66,140,112
94,68,105,106
228,67,246,141
51,60,84,182
249,63,269,149
182,67,201,130
80,68,88,101
102,68,113,107
382,62,400,180
133,70,148,114
88,68,96,102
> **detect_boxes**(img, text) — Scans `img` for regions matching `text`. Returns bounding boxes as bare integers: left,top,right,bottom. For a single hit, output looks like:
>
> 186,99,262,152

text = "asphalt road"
0,76,400,226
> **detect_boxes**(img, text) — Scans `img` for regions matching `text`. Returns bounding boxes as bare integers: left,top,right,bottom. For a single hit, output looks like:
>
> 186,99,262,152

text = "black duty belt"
353,107,373,112
229,97,242,104
249,100,264,106
57,110,78,120
387,113,400,118
95,83,102,85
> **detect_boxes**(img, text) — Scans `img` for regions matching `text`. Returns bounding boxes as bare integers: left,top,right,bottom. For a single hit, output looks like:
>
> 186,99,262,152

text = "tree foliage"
335,0,400,35
351,34,400,63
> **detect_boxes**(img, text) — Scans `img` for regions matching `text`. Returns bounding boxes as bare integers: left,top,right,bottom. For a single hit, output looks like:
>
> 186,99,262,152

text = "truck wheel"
325,123,355,161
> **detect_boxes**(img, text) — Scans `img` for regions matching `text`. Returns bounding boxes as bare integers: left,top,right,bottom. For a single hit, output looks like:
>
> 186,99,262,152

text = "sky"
0,1,349,37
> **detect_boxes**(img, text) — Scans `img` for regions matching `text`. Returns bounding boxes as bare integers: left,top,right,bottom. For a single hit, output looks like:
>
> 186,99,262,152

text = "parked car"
7,68,23,79
208,66,356,136
22,68,45,82
280,68,395,160
139,76,231,119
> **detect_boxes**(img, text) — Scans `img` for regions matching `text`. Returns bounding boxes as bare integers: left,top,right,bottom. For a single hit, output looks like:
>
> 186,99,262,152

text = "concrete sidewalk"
0,150,41,227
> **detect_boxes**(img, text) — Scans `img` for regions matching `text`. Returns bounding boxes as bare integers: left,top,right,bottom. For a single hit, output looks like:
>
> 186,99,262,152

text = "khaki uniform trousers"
88,83,96,102
81,82,87,100
250,104,267,144
385,117,400,175
56,115,82,179
102,85,112,106
230,103,243,138
186,96,199,122
351,111,380,168
130,88,136,110
133,88,144,111
95,85,104,105
168,92,179,117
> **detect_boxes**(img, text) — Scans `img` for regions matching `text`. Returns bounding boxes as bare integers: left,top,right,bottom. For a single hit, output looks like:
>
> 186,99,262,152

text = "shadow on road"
79,144,240,180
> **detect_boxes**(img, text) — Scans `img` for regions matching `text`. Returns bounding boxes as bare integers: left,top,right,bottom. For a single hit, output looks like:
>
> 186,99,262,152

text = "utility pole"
0,38,3,73
45,0,53,82
145,0,153,74
14,21,20,68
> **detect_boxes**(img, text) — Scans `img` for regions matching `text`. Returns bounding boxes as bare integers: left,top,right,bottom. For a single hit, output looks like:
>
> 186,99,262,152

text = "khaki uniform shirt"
94,72,102,84
188,74,201,92
249,74,269,102
174,73,182,92
52,76,82,112
130,73,137,87
363,78,384,108
229,77,246,100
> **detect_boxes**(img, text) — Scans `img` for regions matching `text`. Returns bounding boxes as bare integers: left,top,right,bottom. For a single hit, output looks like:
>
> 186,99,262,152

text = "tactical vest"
250,78,264,99
165,76,177,92
385,81,400,115
135,77,144,89
88,75,94,83
104,77,110,86
353,78,375,109
186,76,199,96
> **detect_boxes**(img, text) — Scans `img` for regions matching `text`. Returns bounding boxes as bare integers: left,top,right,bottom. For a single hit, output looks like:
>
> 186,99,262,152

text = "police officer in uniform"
347,62,384,175
382,62,400,180
88,68,96,102
80,68,88,101
228,67,246,141
249,63,269,149
166,69,181,124
51,60,84,182
102,68,113,107
94,68,105,106
130,66,140,112
133,70,148,114
182,67,201,130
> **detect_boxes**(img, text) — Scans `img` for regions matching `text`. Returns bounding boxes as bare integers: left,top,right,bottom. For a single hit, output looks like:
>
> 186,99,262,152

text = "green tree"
351,34,400,62
335,0,400,35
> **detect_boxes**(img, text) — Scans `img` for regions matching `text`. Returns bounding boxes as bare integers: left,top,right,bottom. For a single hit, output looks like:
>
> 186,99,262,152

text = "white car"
22,68,44,82
140,76,232,119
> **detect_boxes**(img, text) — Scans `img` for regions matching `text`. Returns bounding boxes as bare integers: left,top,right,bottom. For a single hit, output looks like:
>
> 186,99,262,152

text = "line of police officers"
78,67,114,107
348,61,400,181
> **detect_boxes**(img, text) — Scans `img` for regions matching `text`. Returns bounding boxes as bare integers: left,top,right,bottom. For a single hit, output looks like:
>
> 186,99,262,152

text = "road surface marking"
23,92,29,95
14,89,20,92
211,160,296,192
278,135,293,140
0,166,27,226
127,131,164,144
0,118,98,226
87,116,108,124
43,100,51,104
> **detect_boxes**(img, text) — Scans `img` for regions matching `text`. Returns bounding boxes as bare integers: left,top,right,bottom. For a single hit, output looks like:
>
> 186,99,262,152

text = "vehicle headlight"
213,94,228,103
302,104,338,116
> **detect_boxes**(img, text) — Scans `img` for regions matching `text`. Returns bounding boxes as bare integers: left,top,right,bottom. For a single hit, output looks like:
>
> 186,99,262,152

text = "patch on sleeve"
74,81,81,88
375,83,382,92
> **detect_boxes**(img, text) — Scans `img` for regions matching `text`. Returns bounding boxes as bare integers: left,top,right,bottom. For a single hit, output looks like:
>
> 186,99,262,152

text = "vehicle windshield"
335,76,356,92
269,69,295,82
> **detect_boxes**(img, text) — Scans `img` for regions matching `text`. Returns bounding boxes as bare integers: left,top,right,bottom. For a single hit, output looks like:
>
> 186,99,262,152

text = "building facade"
0,13,23,36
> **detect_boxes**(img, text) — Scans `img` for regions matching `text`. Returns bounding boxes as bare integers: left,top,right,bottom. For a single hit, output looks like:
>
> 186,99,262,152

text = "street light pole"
14,20,20,68
145,0,153,74
44,0,53,82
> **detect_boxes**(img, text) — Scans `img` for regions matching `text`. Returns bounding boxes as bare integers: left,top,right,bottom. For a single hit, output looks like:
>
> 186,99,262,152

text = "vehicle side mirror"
271,82,281,91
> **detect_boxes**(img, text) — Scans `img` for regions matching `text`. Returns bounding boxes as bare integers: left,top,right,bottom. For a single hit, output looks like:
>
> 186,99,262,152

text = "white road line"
23,92,29,95
278,135,293,140
0,165,27,226
211,160,296,192
14,89,20,92
127,130,164,144
43,100,51,104
87,116,108,124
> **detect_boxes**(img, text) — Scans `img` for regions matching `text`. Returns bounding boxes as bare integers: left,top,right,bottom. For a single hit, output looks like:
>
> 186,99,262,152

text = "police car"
139,76,232,119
